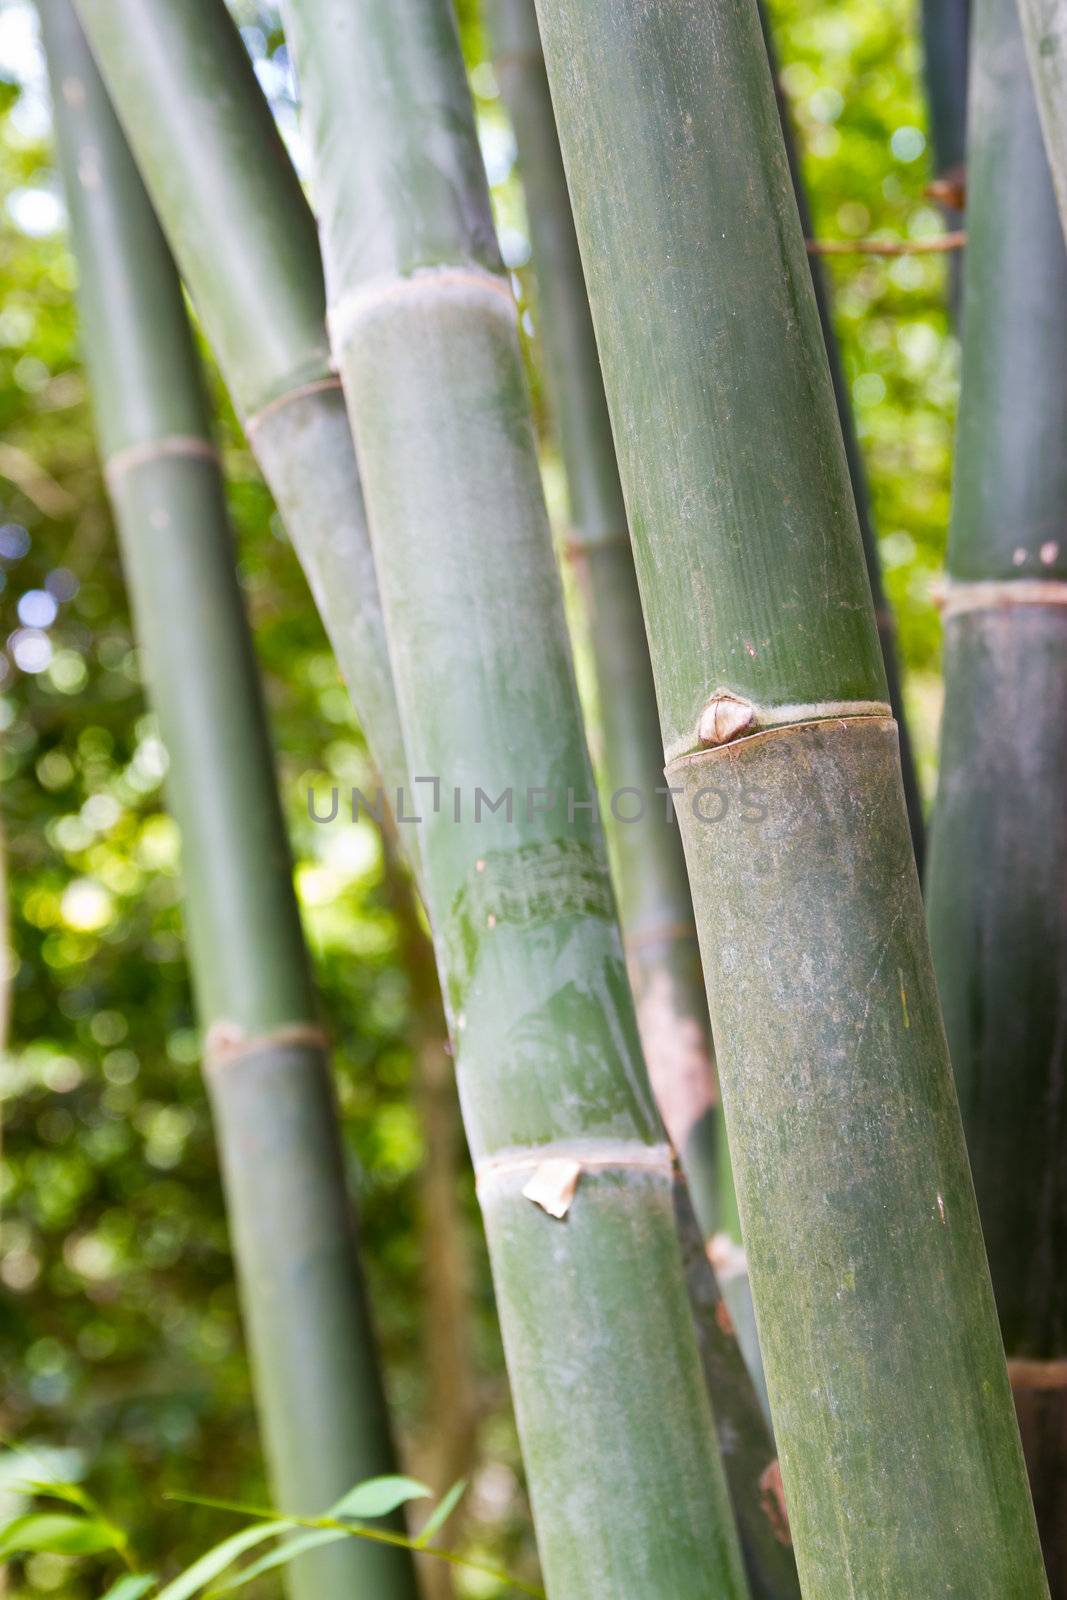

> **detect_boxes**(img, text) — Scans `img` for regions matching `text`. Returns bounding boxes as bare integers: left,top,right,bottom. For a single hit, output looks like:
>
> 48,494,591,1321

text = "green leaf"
101,1577,157,1600
327,1475,432,1521
207,1529,349,1595
18,1478,96,1512
415,1479,468,1547
155,1520,293,1600
0,1511,120,1558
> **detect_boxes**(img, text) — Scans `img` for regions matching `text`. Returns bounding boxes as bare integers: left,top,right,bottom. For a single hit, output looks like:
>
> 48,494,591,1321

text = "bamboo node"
203,1020,331,1070
698,691,756,746
245,374,344,437
329,265,516,343
935,577,1067,617
476,1140,673,1219
105,434,219,484
1008,1358,1067,1392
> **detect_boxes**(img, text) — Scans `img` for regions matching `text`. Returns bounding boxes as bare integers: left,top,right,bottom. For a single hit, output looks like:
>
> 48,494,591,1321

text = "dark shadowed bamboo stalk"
72,0,408,820
919,0,968,314
921,0,970,200
761,6,927,872
532,0,1048,1593
278,2,753,1596
40,9,417,1598
925,0,1067,1580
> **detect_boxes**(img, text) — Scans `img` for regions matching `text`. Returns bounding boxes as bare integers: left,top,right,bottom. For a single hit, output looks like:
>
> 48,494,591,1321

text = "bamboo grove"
12,0,1067,1592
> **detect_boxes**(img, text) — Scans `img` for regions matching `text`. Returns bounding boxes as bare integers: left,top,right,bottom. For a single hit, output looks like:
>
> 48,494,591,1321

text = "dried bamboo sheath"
532,0,1047,1591
42,8,415,1598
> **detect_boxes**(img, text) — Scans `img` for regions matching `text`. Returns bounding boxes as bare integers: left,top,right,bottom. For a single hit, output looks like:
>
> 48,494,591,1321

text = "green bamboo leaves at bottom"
926,0,1067,1582
41,8,416,1598
532,0,1047,1591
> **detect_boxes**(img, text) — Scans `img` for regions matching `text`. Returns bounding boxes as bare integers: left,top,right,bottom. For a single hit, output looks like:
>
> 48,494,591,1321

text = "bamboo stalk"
488,0,726,1247
1018,0,1067,246
41,10,417,1599
487,0,763,1413
920,0,970,195
532,0,1048,1592
277,2,753,1595
925,0,1067,1581
919,0,968,315
762,4,927,874
72,0,408,816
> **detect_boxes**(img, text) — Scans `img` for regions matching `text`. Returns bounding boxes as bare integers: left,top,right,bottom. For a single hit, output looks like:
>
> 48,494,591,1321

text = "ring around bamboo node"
686,699,894,760
936,577,1067,618
104,433,219,485
203,1019,331,1070
327,266,517,348
244,374,344,438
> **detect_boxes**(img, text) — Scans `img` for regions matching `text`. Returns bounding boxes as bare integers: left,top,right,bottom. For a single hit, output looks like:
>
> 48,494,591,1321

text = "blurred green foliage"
0,0,958,1592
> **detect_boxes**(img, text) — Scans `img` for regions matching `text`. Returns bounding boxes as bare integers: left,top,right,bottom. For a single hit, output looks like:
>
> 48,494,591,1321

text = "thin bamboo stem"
920,0,970,186
278,1,753,1594
925,0,1067,1582
763,4,926,873
72,0,409,822
531,0,1048,1592
1018,0,1067,252
41,10,417,1598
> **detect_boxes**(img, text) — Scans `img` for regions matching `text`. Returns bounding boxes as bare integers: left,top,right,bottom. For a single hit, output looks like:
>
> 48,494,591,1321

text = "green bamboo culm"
532,0,1049,1593
487,0,729,1248
40,9,417,1600
925,0,1067,1580
72,0,408,815
278,2,751,1596
485,0,772,1422
1018,0,1067,245
761,5,927,873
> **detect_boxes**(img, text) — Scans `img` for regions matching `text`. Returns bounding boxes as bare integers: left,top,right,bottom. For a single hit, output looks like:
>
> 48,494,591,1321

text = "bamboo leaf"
328,1476,431,1520
101,1576,157,1600
155,1520,293,1600
414,1480,467,1547
206,1529,349,1595
18,1478,96,1512
0,1512,120,1558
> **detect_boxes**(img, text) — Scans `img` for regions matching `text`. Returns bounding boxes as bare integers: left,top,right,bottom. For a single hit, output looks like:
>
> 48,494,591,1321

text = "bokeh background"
0,0,957,1592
